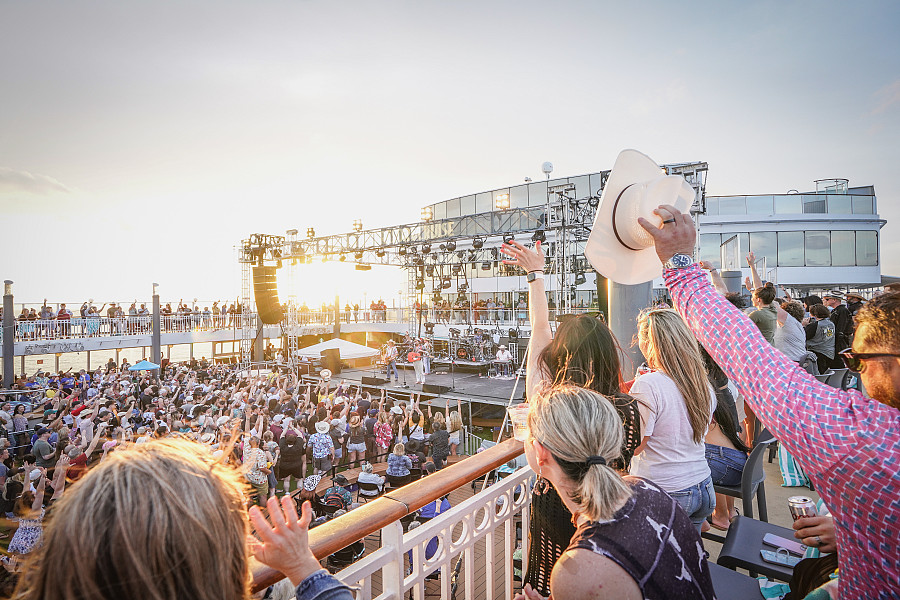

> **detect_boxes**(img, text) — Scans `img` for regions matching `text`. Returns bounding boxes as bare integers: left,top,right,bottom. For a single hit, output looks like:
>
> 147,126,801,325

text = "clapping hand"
500,240,545,274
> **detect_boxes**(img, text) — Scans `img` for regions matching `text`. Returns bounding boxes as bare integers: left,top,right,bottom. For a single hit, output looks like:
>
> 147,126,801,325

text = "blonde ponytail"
528,384,632,522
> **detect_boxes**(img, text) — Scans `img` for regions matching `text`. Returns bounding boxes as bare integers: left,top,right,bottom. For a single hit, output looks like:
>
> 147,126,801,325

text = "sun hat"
333,473,349,487
315,420,330,434
303,474,322,491
390,406,403,415
846,291,865,301
824,290,845,300
216,415,230,427
585,149,696,285
320,368,332,381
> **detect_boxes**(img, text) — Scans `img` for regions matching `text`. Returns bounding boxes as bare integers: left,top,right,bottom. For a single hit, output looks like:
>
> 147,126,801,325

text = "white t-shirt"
496,350,512,363
775,314,808,362
629,370,715,491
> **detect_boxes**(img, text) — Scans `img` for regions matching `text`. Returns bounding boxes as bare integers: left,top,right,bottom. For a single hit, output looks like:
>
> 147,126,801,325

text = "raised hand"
637,205,696,263
500,240,545,274
249,497,323,586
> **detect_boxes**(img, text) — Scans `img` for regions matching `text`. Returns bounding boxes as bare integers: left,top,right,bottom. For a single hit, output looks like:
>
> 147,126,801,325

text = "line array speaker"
252,266,284,324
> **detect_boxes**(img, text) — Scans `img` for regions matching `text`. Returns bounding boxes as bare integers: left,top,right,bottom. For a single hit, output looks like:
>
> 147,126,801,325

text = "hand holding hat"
637,204,697,264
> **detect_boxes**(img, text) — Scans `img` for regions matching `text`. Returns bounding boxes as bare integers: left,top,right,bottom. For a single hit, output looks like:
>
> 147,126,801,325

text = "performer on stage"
385,340,400,382
495,344,512,377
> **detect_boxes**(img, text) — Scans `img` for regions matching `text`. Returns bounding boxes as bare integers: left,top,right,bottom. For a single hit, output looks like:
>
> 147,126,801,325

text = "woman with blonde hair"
631,308,716,531
386,442,411,478
448,405,463,456
517,385,714,600
13,439,354,600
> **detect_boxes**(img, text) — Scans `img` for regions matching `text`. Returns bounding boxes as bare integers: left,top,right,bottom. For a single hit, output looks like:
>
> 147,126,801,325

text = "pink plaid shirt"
665,263,900,598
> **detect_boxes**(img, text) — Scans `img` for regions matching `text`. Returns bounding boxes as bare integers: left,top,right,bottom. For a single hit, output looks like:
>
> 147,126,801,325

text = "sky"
2,0,899,308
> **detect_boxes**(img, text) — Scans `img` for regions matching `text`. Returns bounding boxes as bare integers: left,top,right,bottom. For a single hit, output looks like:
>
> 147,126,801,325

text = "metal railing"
250,438,529,598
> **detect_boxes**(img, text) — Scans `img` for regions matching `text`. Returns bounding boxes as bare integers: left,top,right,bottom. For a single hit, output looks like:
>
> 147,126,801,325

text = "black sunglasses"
839,348,900,373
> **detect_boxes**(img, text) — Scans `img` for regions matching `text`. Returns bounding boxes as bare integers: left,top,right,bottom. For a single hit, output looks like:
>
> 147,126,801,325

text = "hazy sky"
2,0,898,307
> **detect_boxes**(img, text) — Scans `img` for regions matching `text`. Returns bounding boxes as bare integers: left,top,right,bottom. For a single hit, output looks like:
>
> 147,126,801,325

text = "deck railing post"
381,520,405,599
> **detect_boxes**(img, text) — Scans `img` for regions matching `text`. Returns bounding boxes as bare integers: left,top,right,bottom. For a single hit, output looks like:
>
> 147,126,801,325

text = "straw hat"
585,149,696,285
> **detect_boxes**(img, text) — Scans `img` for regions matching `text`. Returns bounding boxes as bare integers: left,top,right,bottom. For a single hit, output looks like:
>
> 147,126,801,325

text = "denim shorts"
705,443,748,487
668,475,715,531
347,442,366,453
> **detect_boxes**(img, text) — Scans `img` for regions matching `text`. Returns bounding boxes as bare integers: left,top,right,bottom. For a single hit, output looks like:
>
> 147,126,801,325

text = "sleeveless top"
566,477,715,600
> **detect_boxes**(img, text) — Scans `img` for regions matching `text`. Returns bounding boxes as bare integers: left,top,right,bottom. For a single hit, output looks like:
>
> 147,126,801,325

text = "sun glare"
282,262,405,309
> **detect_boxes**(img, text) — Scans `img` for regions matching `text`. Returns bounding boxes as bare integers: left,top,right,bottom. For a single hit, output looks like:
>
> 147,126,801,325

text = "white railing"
8,314,257,341
337,465,533,600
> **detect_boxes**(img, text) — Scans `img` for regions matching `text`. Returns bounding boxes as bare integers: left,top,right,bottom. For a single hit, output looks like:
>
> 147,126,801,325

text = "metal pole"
608,281,652,379
151,285,161,369
2,281,14,388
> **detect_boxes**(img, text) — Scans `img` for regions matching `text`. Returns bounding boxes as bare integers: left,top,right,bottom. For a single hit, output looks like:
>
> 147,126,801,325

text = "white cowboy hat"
315,420,330,434
320,368,332,381
585,149,696,285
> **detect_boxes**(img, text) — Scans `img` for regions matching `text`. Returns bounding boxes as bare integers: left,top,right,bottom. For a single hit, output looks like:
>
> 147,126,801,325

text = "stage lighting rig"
441,277,452,289
376,248,386,258
306,228,315,239
574,272,586,285
421,244,431,254
352,219,363,232
421,206,433,221
354,251,364,260
339,254,346,262
532,230,546,243
472,238,484,249
445,240,456,252
495,193,510,210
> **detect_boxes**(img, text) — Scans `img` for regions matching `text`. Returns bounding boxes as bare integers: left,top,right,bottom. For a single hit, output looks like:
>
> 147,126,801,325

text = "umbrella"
129,359,160,371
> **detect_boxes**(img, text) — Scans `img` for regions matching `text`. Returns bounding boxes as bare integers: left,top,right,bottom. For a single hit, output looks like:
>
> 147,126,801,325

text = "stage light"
432,292,442,302
481,261,491,270
458,282,468,292
354,251,364,259
421,206,433,221
426,265,435,277
491,248,499,259
495,193,510,210
473,238,484,249
352,219,363,232
376,248,386,257
574,272,586,285
416,279,425,290
508,329,518,339
446,240,456,252
355,264,371,271
451,264,462,275
408,245,417,254
588,196,600,208
398,246,407,256
421,244,431,254
307,228,315,238
425,322,435,335
532,230,546,243
441,277,452,289
286,229,298,236
339,254,346,262
503,235,515,244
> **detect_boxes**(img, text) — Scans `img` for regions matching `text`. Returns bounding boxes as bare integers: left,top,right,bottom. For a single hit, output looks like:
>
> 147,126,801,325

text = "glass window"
509,185,527,209
718,196,746,215
460,194,476,216
528,181,548,206
570,175,590,200
432,202,446,220
831,231,855,266
805,231,831,266
749,231,777,269
852,196,874,214
774,194,802,214
589,173,604,197
802,195,826,214
856,231,878,266
746,196,774,215
474,193,491,214
705,197,719,216
739,233,749,258
699,233,722,269
446,197,460,219
826,194,852,214
778,231,804,266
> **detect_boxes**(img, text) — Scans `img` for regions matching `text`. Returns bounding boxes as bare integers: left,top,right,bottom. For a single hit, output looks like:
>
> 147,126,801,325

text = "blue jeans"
387,360,399,381
705,443,747,487
668,475,715,532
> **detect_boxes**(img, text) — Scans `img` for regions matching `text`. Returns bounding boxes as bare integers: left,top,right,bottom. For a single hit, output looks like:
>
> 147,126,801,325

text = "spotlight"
532,230,546,243
458,282,468,292
421,244,431,254
445,240,456,252
431,292,441,302
588,196,600,208
426,265,435,277
415,279,425,290
481,261,491,270
451,264,462,275
421,206,433,221
408,245,417,254
425,322,435,335
307,228,315,238
352,219,363,232
376,248,386,257
574,272,586,285
508,329,518,339
472,238,484,249
491,248,499,259
339,254,346,262
441,277,452,290
398,247,407,256
354,251,364,260
495,193,510,210
503,235,515,244
355,264,372,271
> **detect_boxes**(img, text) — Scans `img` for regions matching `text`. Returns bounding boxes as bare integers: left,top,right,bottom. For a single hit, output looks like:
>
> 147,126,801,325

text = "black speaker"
422,383,451,395
320,348,342,375
253,266,283,324
361,376,388,386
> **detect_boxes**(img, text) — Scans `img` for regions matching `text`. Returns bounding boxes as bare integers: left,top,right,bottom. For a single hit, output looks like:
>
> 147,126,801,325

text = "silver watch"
663,253,695,270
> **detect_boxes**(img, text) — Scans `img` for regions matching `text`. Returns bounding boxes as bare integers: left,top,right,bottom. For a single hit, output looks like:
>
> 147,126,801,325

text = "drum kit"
448,327,501,362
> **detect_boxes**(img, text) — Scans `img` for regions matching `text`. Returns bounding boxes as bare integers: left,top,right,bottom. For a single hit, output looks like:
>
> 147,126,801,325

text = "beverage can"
788,496,817,521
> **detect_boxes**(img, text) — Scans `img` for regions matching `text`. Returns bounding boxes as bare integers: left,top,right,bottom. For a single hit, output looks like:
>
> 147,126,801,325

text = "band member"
385,340,400,382
495,344,513,377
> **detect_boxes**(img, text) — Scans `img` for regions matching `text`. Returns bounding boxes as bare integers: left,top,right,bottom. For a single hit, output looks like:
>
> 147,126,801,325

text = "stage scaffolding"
237,162,708,365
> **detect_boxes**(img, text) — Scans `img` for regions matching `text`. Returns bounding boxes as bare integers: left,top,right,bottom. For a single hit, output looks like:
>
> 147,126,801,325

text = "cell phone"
760,549,801,568
763,533,807,555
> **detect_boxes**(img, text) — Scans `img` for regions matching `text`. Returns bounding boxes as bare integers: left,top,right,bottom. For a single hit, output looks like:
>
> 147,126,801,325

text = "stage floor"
311,365,525,408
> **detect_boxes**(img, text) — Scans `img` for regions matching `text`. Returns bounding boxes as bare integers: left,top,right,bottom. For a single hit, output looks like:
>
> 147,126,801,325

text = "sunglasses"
838,348,900,373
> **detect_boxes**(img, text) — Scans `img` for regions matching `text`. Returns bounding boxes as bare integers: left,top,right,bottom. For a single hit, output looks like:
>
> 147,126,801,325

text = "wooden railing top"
250,437,525,592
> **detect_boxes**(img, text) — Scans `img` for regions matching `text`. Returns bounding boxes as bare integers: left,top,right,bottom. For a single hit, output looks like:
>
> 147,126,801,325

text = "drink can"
788,496,817,521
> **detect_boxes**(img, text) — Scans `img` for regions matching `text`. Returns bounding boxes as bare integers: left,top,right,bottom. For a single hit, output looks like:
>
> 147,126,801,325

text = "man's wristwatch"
526,271,544,283
663,253,695,270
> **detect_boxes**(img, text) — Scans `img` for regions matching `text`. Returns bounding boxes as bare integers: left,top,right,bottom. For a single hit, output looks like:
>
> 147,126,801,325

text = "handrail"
249,437,524,593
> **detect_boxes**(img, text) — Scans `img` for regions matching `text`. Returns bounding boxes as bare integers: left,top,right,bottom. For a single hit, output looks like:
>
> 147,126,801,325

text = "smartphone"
762,533,807,556
760,549,801,568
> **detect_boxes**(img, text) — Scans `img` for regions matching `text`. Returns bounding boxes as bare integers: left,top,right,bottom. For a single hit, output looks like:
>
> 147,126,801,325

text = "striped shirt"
665,263,899,598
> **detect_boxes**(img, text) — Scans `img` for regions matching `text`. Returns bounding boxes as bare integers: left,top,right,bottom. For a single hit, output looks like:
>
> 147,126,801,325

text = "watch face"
673,253,693,268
